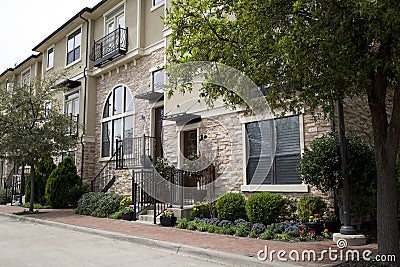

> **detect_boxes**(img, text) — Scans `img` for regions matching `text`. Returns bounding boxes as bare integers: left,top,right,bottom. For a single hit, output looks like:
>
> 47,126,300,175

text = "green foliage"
177,218,190,229
76,192,104,215
215,192,247,221
45,157,85,208
26,157,56,205
298,133,376,192
76,192,123,218
109,210,124,220
22,202,50,209
191,202,211,218
0,189,11,205
297,195,327,223
0,74,78,167
165,0,400,253
298,133,378,221
245,192,286,225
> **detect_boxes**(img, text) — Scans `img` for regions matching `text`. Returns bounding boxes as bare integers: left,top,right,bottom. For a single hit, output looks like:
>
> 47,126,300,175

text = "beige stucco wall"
143,0,164,48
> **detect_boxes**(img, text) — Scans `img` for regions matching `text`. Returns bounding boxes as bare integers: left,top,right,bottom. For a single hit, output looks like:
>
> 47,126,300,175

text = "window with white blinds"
246,115,301,185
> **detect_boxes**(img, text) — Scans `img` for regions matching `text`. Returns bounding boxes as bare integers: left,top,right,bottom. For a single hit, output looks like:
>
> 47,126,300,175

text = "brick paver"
0,205,378,266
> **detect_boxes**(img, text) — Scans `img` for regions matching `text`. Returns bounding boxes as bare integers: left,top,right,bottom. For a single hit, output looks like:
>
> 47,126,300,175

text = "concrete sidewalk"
0,205,377,267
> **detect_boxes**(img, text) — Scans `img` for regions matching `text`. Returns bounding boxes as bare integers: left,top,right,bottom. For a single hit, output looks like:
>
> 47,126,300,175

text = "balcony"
90,27,128,67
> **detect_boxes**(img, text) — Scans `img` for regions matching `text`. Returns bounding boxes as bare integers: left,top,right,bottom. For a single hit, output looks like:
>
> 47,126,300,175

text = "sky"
0,0,101,72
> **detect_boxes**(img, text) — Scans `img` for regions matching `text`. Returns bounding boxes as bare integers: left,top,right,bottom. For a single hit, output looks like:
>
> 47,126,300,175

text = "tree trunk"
366,68,400,259
29,165,35,212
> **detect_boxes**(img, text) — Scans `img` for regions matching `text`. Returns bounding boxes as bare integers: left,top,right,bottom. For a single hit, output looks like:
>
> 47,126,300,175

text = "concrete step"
138,214,160,224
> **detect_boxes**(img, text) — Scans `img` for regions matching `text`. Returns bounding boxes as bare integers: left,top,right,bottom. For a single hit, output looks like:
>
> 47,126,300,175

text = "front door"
154,107,164,159
183,129,198,187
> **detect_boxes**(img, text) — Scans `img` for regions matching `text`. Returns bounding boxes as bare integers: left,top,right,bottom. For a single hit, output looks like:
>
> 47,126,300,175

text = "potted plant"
122,205,135,221
160,209,177,226
305,214,324,234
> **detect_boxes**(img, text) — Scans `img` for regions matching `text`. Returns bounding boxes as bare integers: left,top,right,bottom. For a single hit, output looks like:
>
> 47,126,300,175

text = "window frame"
21,68,31,87
47,46,54,70
151,68,165,92
241,114,308,193
101,85,135,158
66,28,82,66
152,0,164,8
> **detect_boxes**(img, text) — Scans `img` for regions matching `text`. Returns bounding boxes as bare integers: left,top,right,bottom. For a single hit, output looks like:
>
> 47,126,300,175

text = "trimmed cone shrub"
26,156,56,205
216,192,247,221
246,192,287,225
45,157,85,208
297,195,327,223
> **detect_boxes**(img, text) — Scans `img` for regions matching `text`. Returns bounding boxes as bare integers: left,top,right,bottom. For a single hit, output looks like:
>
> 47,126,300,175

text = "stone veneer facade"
91,48,164,195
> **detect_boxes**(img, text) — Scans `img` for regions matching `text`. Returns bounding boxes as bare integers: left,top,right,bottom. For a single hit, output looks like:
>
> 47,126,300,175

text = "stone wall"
92,48,164,190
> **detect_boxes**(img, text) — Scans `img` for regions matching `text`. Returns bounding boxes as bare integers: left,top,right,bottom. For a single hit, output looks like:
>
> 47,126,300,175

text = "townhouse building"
0,0,372,218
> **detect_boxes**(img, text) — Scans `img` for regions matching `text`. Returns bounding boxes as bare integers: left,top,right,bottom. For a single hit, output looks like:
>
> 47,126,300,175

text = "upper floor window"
246,115,301,185
152,69,165,92
65,92,79,117
47,47,54,69
67,29,81,65
105,5,125,34
6,80,11,93
21,69,31,86
152,0,163,7
101,85,134,157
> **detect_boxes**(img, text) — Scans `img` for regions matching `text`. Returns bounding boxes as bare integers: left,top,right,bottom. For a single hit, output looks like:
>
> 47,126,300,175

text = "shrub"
245,192,287,225
45,157,85,208
91,193,124,218
297,195,327,223
26,156,56,205
76,192,104,215
0,189,11,205
297,133,377,222
216,192,247,221
191,202,211,218
76,192,123,218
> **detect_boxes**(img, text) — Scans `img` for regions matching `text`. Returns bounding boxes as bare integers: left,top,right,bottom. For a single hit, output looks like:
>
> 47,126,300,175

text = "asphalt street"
0,216,225,267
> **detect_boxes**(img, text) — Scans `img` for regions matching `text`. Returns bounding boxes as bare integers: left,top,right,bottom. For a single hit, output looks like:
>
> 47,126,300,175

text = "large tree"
0,75,78,212
165,0,400,257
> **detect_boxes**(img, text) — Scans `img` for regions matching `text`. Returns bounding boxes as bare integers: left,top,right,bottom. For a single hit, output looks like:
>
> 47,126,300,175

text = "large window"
246,115,301,185
101,85,134,157
67,29,81,65
152,69,165,92
21,68,31,86
47,47,54,69
65,92,79,136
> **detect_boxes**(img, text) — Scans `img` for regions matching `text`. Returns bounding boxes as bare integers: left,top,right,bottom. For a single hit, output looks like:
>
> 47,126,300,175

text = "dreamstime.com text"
257,239,396,263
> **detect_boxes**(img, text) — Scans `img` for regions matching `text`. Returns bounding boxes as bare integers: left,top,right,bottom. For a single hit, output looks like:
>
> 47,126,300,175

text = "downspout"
80,13,90,181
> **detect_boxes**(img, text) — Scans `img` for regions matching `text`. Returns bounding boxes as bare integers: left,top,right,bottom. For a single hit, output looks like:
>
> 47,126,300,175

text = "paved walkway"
0,205,377,267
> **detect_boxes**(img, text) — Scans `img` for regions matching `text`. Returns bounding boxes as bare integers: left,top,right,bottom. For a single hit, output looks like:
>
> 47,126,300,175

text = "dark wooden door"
183,129,197,187
154,107,164,159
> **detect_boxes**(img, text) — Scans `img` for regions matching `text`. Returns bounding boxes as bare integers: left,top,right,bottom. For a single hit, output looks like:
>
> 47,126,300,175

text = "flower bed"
177,217,332,242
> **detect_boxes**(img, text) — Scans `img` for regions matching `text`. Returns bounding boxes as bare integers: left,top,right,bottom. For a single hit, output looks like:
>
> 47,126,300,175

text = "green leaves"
0,74,78,166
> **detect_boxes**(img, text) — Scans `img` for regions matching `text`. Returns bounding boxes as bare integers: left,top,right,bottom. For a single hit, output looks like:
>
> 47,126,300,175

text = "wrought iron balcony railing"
90,27,128,67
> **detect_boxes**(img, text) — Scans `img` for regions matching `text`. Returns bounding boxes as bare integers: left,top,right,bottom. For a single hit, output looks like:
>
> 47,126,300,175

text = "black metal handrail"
90,140,123,192
90,26,128,66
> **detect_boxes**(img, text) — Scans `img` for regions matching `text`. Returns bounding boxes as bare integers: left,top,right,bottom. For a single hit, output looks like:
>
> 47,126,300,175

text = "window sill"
241,184,308,193
65,58,81,68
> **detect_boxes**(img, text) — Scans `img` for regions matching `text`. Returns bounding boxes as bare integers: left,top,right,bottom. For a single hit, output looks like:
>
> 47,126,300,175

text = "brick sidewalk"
0,205,378,266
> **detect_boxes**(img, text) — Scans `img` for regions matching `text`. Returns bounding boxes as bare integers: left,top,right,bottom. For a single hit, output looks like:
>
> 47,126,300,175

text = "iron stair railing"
90,140,123,192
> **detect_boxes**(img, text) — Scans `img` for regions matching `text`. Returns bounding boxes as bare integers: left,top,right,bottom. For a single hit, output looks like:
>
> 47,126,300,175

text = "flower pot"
305,222,324,235
160,216,177,226
323,220,341,233
122,211,135,221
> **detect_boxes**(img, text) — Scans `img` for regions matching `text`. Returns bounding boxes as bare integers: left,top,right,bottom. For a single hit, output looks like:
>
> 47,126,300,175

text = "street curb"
0,211,298,267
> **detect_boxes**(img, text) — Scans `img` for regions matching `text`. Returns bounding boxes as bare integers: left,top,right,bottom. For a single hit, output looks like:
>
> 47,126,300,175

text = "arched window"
101,85,134,157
